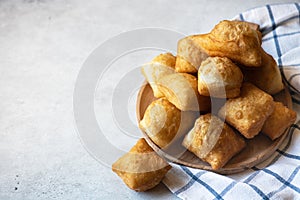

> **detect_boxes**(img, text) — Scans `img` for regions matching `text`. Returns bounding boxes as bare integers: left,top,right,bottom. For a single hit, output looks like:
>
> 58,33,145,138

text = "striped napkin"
163,3,300,199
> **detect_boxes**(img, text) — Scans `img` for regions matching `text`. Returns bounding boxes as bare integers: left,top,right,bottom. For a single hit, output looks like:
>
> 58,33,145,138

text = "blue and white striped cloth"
163,3,300,199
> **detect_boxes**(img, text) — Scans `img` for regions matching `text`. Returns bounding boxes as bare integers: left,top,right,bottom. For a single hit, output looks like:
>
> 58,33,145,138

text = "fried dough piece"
152,52,176,67
158,73,211,111
218,83,274,138
233,20,262,44
192,20,262,67
262,102,297,140
242,50,284,95
141,53,176,98
175,20,261,73
139,98,181,148
182,114,246,170
175,36,209,73
175,56,197,73
112,138,171,192
198,57,243,98
139,98,198,148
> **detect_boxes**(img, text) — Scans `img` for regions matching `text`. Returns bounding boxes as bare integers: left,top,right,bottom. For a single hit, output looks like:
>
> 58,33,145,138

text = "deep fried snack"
182,114,246,170
218,83,274,138
141,53,176,98
157,73,211,111
242,50,284,95
262,102,297,140
112,138,171,192
192,20,262,67
198,57,243,98
175,36,209,73
139,98,181,148
152,52,176,67
139,98,198,148
233,20,262,44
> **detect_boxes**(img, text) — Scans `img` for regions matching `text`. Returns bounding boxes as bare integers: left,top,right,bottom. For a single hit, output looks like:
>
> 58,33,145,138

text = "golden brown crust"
157,73,211,111
152,52,176,68
241,21,260,31
233,20,262,44
112,138,171,192
175,36,209,73
130,137,154,153
242,50,284,95
205,123,246,170
198,57,243,98
182,114,246,170
262,102,297,140
191,20,262,67
139,98,181,148
175,56,197,73
218,83,275,138
141,53,176,98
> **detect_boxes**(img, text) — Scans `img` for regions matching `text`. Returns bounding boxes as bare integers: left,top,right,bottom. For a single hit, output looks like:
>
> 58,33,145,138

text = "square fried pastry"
191,20,262,67
139,98,181,148
218,83,274,138
198,56,243,98
242,49,284,95
141,53,176,98
112,138,171,192
182,114,246,170
157,73,211,111
139,98,198,148
262,102,297,140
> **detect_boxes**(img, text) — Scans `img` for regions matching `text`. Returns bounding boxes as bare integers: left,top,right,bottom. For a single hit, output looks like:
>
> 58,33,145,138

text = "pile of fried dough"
112,20,297,192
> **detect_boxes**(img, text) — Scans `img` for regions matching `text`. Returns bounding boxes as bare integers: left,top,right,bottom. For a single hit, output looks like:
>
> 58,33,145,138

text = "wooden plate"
136,82,293,174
